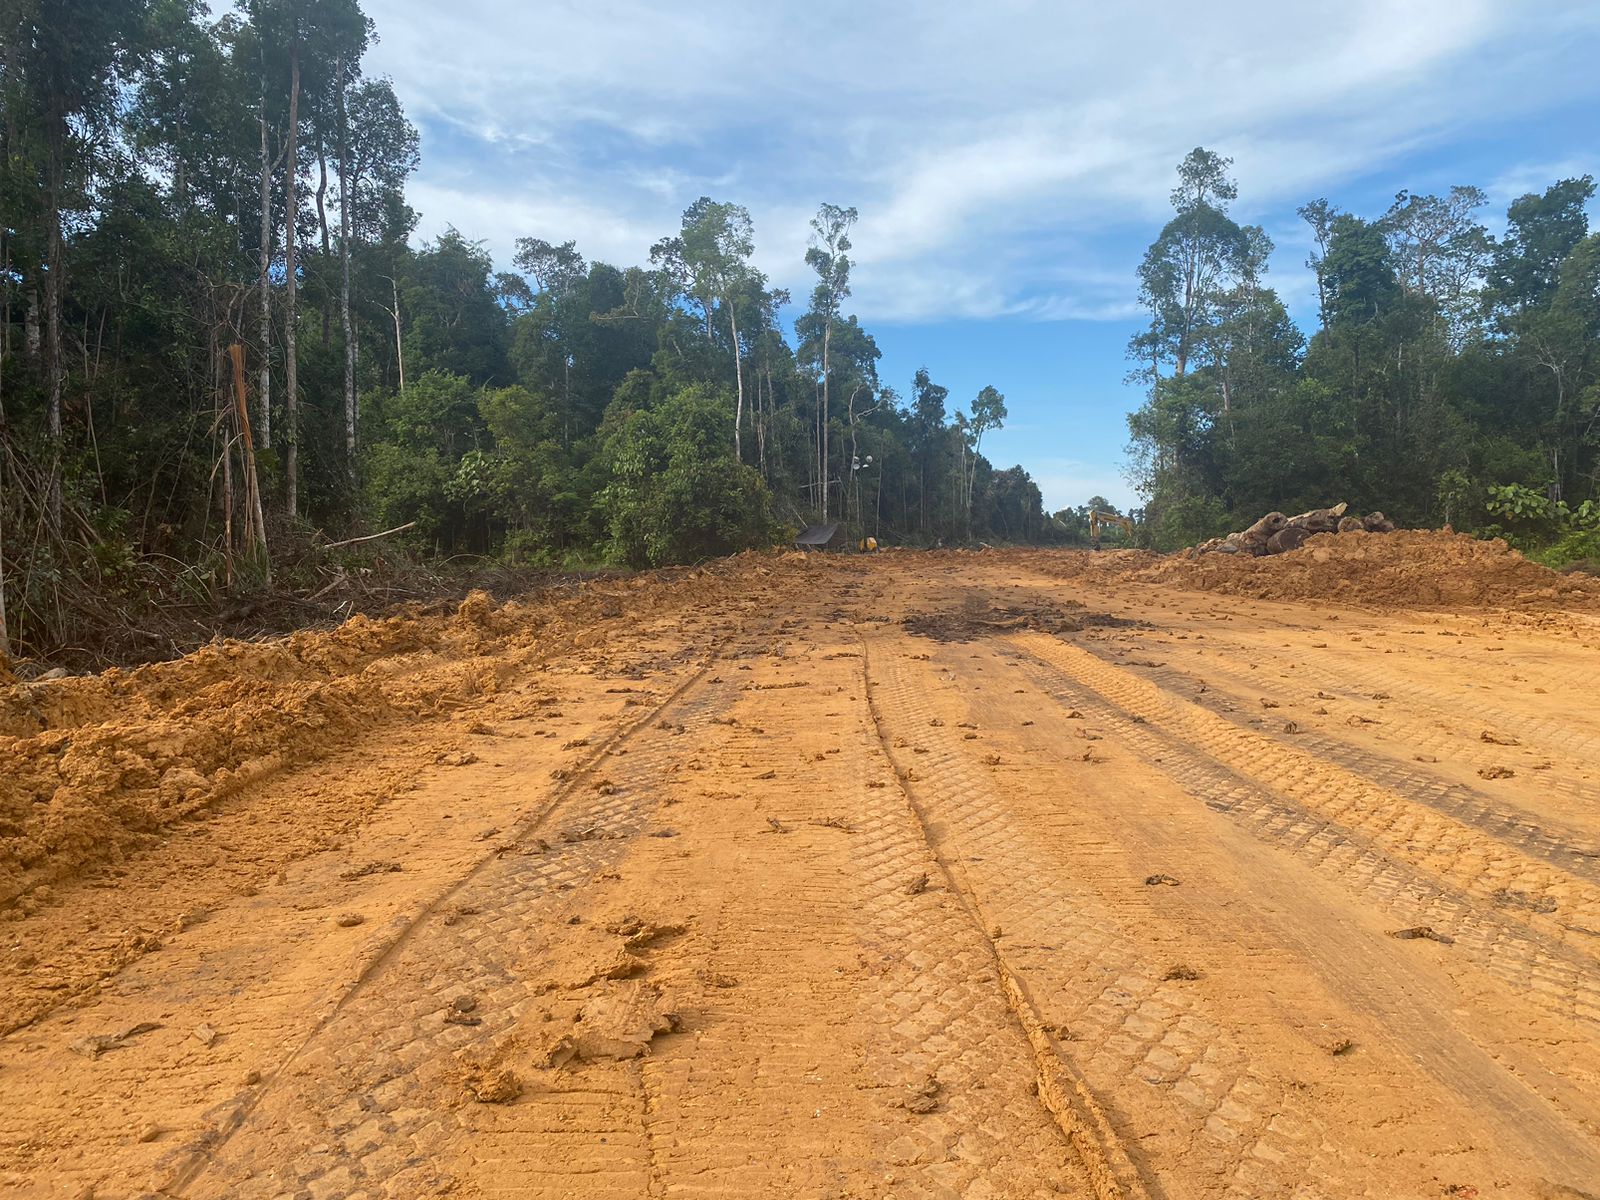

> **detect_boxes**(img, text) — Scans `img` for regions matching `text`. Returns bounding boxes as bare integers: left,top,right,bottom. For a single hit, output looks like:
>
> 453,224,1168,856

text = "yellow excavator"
1087,510,1134,550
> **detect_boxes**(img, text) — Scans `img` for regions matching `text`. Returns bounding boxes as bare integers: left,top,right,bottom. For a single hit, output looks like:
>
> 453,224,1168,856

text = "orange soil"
3,545,1600,1199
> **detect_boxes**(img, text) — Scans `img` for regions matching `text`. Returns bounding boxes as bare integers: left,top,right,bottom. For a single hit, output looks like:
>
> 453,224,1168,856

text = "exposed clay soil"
1047,528,1600,610
5,542,1600,1199
0,557,795,915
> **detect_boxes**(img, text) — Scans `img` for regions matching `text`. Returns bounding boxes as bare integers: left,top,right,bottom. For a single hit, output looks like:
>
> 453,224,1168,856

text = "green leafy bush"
598,384,777,567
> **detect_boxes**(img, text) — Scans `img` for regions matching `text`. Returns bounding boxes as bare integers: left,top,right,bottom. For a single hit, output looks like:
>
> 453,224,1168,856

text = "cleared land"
4,536,1600,1199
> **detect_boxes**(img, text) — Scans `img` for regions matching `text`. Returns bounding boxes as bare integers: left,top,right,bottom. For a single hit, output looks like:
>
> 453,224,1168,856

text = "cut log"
1286,502,1347,534
1237,511,1286,555
1337,516,1365,533
1266,526,1310,554
1243,511,1288,539
1362,511,1395,533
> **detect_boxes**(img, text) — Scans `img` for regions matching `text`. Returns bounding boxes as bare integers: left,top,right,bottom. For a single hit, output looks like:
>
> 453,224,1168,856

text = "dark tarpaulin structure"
794,523,840,550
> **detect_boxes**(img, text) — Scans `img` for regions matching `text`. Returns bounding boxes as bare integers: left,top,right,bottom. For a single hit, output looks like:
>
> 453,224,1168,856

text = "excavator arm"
1087,510,1133,549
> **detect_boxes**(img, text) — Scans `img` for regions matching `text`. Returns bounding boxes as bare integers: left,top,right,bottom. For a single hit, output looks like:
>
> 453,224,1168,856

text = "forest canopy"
0,0,1050,656
1125,148,1600,565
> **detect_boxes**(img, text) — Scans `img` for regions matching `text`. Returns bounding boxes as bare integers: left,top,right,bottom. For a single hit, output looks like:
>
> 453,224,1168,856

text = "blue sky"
364,0,1600,511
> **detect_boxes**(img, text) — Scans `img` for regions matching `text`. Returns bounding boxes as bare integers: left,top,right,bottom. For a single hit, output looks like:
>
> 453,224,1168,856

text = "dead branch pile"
1191,503,1396,558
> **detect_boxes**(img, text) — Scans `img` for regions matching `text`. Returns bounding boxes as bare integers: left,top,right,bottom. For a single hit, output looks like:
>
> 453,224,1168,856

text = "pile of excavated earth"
0,559,787,926
5,536,1600,1200
1064,528,1600,610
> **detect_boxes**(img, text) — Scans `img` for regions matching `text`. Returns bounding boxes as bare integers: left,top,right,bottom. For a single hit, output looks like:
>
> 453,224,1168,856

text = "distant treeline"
0,0,1054,656
1126,148,1600,565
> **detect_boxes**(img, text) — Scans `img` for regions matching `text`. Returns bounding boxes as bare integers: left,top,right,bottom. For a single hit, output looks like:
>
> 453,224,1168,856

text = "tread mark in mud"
1013,640,1600,1037
1021,636,1600,954
1156,631,1600,786
862,637,1344,1200
1108,650,1600,885
170,666,724,1199
847,699,1117,1199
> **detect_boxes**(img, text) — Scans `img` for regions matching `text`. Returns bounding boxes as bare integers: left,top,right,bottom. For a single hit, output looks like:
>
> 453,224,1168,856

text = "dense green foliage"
0,0,1050,654
1127,149,1600,562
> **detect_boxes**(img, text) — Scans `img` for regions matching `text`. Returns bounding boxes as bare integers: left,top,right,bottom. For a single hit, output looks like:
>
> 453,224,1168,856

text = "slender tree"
804,203,857,520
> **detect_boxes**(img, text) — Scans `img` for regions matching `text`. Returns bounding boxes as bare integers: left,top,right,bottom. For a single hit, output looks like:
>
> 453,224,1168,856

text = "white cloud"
1484,157,1599,211
365,0,1600,325
1011,456,1139,513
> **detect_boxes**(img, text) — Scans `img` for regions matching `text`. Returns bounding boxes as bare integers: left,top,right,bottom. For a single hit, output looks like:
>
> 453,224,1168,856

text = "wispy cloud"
365,0,1600,325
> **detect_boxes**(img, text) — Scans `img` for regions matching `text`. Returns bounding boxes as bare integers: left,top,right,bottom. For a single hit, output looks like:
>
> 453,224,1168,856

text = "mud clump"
459,1063,523,1104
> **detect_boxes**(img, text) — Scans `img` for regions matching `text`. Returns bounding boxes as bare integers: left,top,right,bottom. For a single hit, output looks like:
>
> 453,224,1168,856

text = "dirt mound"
0,555,835,914
1129,530,1600,609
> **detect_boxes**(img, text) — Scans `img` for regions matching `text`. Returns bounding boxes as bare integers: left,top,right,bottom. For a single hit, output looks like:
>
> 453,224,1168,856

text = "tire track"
1099,648,1600,882
1150,628,1600,772
850,696,1117,1200
1011,636,1600,1036
169,666,727,1199
630,648,1096,1199
1019,635,1600,954
863,635,1343,1200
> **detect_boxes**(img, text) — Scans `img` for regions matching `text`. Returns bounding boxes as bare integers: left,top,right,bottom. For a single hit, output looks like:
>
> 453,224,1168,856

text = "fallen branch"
306,568,350,602
321,521,416,550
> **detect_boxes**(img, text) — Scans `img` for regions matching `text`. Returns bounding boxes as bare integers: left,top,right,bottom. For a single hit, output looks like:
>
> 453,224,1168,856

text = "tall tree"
1131,148,1249,379
283,27,301,513
1298,198,1340,336
1487,176,1596,316
965,385,1007,525
2,0,151,527
803,203,857,521
1380,186,1489,340
676,197,760,461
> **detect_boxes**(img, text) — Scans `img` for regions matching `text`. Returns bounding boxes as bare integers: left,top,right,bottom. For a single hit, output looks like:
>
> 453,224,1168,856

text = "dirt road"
5,542,1600,1199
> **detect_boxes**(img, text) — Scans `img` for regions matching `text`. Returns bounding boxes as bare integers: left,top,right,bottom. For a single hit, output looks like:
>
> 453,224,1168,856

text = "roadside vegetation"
1124,149,1600,562
0,0,1051,660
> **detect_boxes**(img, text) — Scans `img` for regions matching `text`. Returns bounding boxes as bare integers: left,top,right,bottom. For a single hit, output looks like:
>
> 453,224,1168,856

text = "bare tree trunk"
385,276,404,396
728,302,743,462
214,322,233,587
23,283,39,363
756,362,767,480
337,60,356,472
43,102,65,533
316,137,331,346
257,84,273,449
230,343,270,583
283,38,301,519
813,380,822,515
820,320,831,521
848,389,860,529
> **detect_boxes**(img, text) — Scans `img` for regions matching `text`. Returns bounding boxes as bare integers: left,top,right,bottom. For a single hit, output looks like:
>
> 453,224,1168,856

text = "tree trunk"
284,38,301,519
229,343,270,584
337,60,356,472
257,83,273,449
728,302,743,462
43,101,65,533
214,322,232,585
756,362,768,480
23,283,39,363
316,137,331,346
387,276,405,395
820,320,831,520
967,433,982,530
